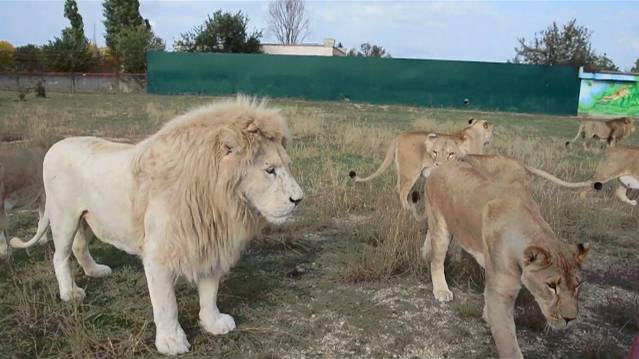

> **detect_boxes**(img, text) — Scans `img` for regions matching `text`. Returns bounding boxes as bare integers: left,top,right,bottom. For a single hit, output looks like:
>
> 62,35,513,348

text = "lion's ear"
573,242,591,264
523,246,551,268
424,133,438,148
483,121,489,129
219,127,243,155
468,117,476,125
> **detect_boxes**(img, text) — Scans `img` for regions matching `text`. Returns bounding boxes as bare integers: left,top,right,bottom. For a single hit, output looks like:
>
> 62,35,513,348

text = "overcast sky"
1,1,638,70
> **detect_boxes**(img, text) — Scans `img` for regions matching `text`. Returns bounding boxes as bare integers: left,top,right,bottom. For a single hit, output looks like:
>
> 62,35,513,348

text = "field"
1,91,638,359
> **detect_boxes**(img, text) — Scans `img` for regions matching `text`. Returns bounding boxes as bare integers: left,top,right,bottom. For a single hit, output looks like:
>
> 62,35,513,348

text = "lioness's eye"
448,152,455,158
265,167,276,175
547,282,557,291
432,151,438,156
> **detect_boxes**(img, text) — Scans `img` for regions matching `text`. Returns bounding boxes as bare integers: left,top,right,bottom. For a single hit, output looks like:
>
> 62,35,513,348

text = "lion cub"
349,118,493,215
423,156,590,359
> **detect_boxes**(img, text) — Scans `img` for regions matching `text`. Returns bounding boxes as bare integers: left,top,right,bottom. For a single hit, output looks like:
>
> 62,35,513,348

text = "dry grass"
1,91,638,358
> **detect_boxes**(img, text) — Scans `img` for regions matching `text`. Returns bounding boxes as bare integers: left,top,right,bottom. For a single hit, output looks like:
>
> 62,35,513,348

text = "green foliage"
347,42,391,58
13,45,43,72
102,0,148,52
115,25,165,73
43,28,91,72
632,58,639,73
514,18,617,71
64,0,84,37
174,10,262,53
0,40,15,71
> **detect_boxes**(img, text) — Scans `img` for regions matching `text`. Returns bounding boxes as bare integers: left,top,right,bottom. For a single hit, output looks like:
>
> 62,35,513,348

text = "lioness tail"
349,139,397,182
524,166,592,188
9,207,50,249
565,124,584,148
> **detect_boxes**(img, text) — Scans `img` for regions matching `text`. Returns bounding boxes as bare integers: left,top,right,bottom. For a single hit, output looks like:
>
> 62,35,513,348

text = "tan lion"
349,118,494,215
565,117,635,149
422,156,590,359
10,97,304,355
0,141,48,259
577,146,639,205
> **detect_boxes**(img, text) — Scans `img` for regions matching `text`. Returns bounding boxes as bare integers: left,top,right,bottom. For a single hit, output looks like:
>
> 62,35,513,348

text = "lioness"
10,98,304,355
578,146,639,205
423,157,590,359
349,118,493,214
565,117,635,149
0,142,48,259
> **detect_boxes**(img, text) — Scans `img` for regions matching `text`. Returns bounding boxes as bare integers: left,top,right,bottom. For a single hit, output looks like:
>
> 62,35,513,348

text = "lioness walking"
422,156,590,359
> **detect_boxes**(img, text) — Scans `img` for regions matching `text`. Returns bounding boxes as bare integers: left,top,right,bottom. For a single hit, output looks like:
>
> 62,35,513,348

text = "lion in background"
349,118,494,217
578,146,639,205
0,141,48,260
565,117,635,149
10,97,304,355
423,156,590,359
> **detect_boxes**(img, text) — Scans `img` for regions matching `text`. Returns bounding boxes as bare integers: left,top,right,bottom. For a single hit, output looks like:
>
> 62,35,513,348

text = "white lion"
10,97,304,355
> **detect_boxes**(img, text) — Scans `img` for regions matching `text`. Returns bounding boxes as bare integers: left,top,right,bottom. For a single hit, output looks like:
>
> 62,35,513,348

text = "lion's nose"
562,316,576,324
289,196,302,206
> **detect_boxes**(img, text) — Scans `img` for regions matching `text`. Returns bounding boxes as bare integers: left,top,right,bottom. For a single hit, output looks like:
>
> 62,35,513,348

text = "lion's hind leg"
72,219,112,277
50,205,85,301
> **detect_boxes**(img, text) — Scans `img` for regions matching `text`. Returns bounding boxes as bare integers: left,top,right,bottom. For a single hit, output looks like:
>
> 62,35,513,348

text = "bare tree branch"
268,0,310,45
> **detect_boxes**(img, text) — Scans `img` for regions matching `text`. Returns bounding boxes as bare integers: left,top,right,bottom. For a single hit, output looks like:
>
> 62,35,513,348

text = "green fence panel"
147,52,580,115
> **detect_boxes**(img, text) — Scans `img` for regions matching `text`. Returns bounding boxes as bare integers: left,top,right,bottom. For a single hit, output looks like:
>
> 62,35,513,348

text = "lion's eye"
448,152,455,158
265,167,276,175
432,151,438,156
547,282,557,291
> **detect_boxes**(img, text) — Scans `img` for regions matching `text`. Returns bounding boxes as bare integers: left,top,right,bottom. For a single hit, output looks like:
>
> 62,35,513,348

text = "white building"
261,38,346,57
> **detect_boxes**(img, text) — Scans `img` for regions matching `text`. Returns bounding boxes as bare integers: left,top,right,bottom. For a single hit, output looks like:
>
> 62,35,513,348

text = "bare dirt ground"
0,91,637,358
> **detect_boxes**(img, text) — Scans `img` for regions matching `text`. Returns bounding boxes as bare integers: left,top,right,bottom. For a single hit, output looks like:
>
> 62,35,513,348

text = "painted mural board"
578,68,639,117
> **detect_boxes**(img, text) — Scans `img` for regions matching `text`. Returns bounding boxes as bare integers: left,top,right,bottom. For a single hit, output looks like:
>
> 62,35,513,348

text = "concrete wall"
0,73,146,93
261,44,346,57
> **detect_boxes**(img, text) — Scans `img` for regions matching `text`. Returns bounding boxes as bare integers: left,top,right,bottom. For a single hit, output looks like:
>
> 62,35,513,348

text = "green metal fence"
147,52,580,115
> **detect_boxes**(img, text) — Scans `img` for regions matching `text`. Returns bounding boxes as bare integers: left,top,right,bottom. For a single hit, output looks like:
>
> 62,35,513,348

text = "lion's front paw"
60,287,86,302
155,326,190,355
434,288,454,302
201,313,236,335
85,264,112,278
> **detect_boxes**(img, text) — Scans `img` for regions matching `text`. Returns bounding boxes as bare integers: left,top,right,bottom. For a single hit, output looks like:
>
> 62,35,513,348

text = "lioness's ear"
573,242,591,264
523,246,551,267
483,121,489,129
468,117,476,125
219,127,243,155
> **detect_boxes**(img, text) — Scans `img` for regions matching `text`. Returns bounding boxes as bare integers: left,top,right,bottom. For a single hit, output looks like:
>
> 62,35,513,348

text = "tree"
102,0,148,52
64,0,84,37
632,58,639,73
513,19,617,71
587,53,619,72
268,0,309,45
174,10,262,53
116,25,165,73
43,0,90,72
13,45,43,72
0,41,15,71
347,42,391,58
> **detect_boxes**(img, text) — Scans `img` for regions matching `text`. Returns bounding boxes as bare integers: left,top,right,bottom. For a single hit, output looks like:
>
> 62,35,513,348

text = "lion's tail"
524,166,592,188
349,139,397,182
565,124,584,148
9,206,49,249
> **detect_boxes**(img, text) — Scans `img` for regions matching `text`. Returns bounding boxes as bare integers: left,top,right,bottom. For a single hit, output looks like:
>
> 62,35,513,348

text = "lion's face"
239,140,303,225
468,118,494,145
521,243,590,330
424,133,466,169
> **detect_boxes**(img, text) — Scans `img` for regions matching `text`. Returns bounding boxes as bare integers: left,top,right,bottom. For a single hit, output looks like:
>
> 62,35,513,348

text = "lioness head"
220,117,303,225
520,243,591,330
424,133,466,169
468,118,494,145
